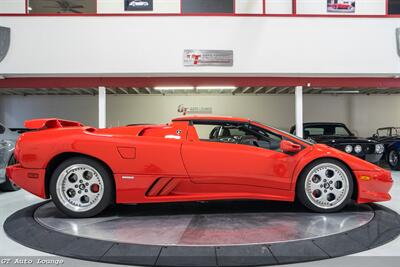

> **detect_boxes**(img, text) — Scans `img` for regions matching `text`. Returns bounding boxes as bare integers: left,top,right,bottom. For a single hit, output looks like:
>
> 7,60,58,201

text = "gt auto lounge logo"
178,105,213,115
184,49,234,67
189,53,202,65
125,0,153,11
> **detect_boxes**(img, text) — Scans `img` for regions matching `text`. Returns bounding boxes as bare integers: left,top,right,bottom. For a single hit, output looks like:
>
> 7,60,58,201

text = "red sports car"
7,116,392,217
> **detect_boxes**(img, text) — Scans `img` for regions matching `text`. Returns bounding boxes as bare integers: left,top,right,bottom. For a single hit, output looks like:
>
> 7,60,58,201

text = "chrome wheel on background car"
56,164,104,213
50,157,113,218
389,150,398,166
388,149,400,170
297,159,353,213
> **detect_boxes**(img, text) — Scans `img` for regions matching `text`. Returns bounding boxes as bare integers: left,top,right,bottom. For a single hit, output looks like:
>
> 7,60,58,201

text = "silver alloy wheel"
56,164,104,213
304,163,349,210
389,150,399,166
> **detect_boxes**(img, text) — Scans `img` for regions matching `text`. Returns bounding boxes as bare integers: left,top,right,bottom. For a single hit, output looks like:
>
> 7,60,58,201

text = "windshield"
303,125,352,137
252,121,314,145
379,128,400,137
393,128,400,136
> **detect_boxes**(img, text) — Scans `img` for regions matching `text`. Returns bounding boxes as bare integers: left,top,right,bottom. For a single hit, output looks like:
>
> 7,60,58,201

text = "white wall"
0,16,399,77
0,93,374,135
349,95,400,136
236,0,263,14
266,0,292,14
0,95,98,128
0,0,25,14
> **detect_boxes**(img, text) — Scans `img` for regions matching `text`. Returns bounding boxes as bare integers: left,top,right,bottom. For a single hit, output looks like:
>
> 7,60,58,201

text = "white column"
295,86,303,138
98,86,106,129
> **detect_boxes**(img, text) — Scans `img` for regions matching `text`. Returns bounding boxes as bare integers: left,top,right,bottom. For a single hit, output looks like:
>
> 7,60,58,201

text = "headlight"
345,145,353,153
354,145,362,154
375,144,384,154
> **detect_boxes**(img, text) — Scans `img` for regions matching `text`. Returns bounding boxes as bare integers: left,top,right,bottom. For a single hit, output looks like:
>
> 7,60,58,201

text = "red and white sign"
183,49,233,66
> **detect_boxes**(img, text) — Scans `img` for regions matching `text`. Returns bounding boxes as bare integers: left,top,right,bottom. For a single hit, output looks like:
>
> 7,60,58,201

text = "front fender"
290,144,382,191
387,141,400,153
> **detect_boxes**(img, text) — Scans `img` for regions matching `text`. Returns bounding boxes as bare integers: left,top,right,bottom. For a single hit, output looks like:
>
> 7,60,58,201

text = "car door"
181,121,300,190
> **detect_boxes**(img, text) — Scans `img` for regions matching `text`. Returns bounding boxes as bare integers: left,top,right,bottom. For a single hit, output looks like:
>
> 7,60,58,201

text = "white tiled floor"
0,172,399,267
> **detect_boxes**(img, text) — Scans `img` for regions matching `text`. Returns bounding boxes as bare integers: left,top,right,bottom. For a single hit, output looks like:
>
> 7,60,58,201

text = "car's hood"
372,136,400,142
309,135,378,145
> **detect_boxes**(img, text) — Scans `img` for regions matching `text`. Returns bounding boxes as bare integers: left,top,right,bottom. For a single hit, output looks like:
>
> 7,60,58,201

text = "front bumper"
6,164,47,198
355,169,393,203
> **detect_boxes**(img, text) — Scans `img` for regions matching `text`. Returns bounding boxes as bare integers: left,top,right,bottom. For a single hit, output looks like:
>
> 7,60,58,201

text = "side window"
335,127,349,135
0,124,5,134
194,124,220,141
304,127,324,136
192,121,282,151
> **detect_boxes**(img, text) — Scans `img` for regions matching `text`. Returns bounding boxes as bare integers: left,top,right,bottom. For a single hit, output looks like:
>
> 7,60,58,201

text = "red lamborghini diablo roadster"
7,116,392,217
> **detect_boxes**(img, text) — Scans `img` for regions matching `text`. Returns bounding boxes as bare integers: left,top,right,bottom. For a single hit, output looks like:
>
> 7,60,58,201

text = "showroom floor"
0,172,399,267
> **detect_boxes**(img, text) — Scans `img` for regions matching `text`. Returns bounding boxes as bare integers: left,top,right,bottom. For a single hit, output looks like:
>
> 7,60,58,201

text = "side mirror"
280,140,302,153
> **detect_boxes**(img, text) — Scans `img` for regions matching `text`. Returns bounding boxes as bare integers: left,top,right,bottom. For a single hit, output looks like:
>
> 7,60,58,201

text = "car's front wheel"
387,149,400,170
297,159,353,213
50,157,113,218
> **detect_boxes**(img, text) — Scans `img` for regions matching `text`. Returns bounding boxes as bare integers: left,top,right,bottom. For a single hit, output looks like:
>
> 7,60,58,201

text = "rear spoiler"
24,118,84,130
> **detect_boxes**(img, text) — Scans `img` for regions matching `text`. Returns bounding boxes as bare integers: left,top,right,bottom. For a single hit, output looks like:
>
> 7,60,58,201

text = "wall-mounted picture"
327,0,355,13
125,0,153,11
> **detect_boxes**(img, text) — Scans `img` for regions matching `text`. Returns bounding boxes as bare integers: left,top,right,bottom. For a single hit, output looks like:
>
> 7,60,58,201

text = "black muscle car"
290,122,384,163
369,127,400,170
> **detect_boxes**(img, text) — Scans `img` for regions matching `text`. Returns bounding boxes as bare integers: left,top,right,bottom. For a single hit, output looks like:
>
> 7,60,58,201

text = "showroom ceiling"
1,87,400,96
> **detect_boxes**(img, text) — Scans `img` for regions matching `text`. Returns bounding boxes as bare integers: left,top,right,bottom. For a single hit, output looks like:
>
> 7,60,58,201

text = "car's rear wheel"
0,155,20,192
50,157,113,218
387,149,400,170
297,159,353,213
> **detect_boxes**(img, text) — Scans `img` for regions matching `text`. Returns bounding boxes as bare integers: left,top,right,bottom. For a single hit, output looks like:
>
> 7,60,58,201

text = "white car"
129,0,149,7
0,123,19,191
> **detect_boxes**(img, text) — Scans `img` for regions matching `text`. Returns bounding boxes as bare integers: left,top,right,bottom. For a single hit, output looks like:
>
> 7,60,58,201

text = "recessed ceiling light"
196,86,237,90
154,86,194,90
321,90,360,94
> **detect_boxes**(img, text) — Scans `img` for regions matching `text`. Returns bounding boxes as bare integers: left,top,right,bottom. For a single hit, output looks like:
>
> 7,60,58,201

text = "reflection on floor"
0,171,399,267
34,201,374,246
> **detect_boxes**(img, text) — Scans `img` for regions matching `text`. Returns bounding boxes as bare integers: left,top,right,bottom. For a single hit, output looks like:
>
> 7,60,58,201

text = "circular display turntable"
4,200,400,267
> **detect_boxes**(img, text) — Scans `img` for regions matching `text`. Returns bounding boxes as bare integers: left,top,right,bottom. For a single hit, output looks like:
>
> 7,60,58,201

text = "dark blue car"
370,127,400,170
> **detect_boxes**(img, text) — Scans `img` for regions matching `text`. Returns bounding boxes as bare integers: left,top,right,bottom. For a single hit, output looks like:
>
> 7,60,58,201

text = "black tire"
386,149,400,171
0,155,20,192
49,157,113,218
296,159,353,213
